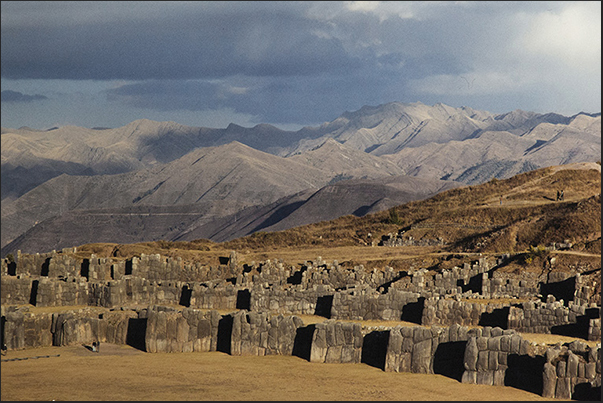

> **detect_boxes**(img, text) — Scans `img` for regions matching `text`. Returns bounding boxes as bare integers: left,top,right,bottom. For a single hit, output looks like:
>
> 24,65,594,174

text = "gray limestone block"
388,328,403,355
313,326,327,349
385,350,401,372
461,370,477,384
500,335,511,352
341,322,354,344
557,360,567,378
458,326,468,341
353,324,363,349
335,322,346,346
488,336,501,351
326,323,337,346
498,351,507,366
491,327,503,337
578,362,585,379
464,337,478,371
166,315,178,342
176,316,189,343
542,362,557,398
341,345,357,364
413,327,432,343
555,377,571,399
587,346,598,363
310,344,327,363
568,340,588,354
325,345,342,363
482,326,491,338
488,350,499,371
398,352,411,373
210,310,221,327
585,362,596,379
198,319,211,339
493,369,506,386
476,370,494,386
477,350,489,371
510,335,522,354
567,351,580,378
402,335,414,353
476,336,488,351
411,339,432,374
267,327,278,350
401,326,413,338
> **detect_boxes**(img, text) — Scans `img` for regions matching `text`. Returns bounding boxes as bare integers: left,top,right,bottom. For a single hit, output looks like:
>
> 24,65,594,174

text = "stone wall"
309,320,363,364
385,323,476,376
190,282,242,310
230,310,303,356
1,306,137,350
250,284,334,316
589,318,601,342
35,277,90,307
542,341,601,400
421,297,510,328
331,287,422,321
461,328,531,387
144,306,221,353
507,298,587,334
52,309,137,347
1,307,53,350
1,276,34,305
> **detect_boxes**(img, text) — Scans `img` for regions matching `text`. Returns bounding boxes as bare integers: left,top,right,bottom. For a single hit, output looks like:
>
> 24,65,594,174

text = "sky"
1,1,601,131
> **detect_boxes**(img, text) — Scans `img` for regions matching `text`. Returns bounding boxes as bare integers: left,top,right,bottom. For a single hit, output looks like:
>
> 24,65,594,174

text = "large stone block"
555,377,571,399
411,339,432,374
464,337,478,371
542,362,557,398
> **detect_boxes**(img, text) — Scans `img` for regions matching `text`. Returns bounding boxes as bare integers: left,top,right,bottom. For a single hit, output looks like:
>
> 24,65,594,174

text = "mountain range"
1,101,600,256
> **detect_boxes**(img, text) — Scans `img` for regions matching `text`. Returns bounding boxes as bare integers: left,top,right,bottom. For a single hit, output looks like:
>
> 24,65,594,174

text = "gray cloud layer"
1,90,48,103
1,1,600,127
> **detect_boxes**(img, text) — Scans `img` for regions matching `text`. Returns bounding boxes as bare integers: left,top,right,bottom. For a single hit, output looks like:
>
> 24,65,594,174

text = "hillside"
1,173,461,256
217,162,601,255
0,141,331,249
37,162,599,274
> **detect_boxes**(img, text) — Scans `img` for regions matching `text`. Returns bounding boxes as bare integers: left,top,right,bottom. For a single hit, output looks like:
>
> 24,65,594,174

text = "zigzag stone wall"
2,305,600,400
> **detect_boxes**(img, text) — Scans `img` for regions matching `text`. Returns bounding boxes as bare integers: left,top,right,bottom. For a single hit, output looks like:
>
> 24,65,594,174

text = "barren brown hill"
65,162,599,275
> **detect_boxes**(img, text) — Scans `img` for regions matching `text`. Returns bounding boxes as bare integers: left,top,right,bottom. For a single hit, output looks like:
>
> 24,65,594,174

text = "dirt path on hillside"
1,344,563,401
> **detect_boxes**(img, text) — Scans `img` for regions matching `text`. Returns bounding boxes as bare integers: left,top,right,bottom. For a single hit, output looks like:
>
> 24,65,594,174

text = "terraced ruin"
1,163,601,400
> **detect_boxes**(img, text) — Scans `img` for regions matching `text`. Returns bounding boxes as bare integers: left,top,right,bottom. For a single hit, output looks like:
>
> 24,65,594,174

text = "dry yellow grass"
1,343,563,401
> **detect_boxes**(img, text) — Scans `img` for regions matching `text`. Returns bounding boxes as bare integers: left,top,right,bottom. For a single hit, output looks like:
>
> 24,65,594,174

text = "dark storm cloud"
1,90,48,103
1,1,599,128
1,2,362,81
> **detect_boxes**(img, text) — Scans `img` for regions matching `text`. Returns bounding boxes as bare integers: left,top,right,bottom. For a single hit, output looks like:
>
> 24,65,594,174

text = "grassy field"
1,343,565,401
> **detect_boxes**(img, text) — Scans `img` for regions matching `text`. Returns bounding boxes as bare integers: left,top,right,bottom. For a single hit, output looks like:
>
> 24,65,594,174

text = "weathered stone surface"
411,339,432,374
464,337,478,371
555,377,571,399
542,362,557,398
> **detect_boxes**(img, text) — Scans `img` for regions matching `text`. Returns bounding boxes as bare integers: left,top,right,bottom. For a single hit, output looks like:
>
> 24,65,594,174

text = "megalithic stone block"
542,362,557,398
464,337,478,371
